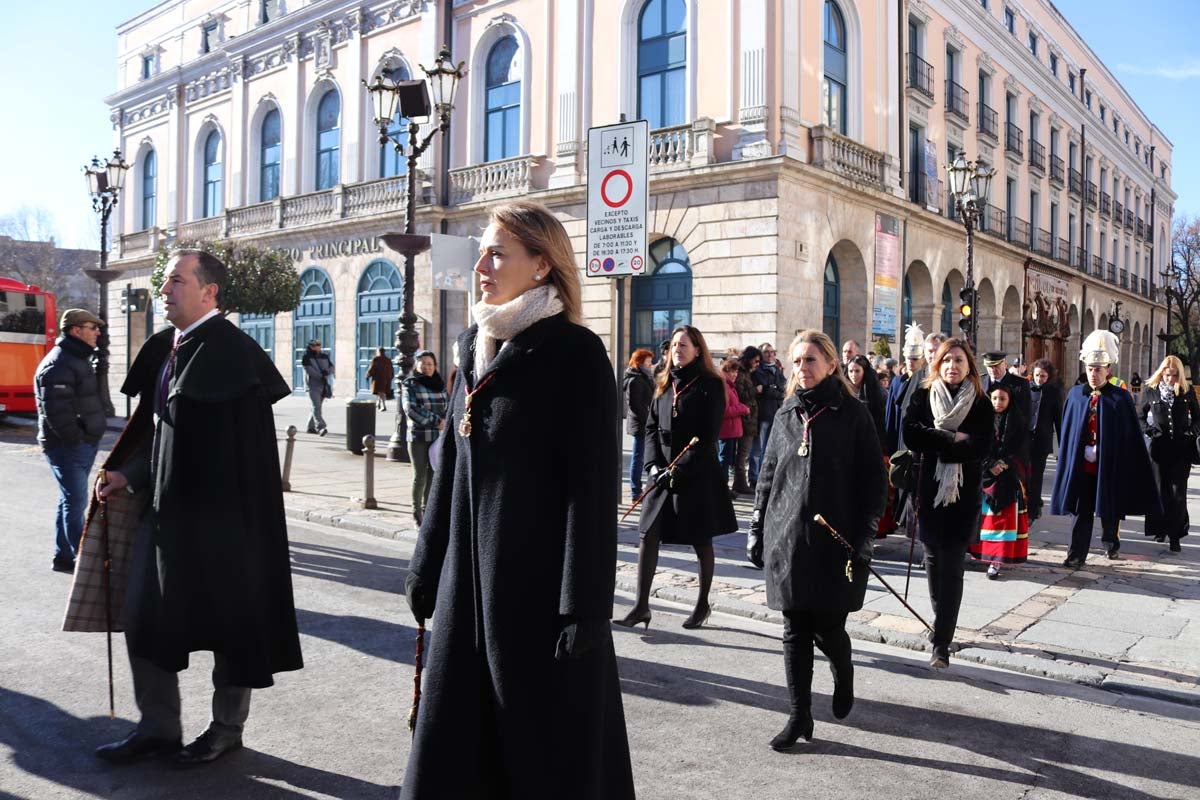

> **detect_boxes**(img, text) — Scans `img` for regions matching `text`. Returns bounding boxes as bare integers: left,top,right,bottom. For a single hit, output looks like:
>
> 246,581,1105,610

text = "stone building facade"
103,0,1173,397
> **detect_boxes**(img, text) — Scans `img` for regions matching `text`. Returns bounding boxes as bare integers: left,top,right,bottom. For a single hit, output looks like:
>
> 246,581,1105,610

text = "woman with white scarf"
401,202,634,799
902,337,993,669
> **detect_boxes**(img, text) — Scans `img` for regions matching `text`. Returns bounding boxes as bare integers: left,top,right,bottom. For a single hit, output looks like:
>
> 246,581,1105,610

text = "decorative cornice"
908,0,930,25
184,63,238,103
1028,95,1043,115
1004,75,1022,97
487,12,518,29
119,89,178,128
977,52,994,75
944,25,965,52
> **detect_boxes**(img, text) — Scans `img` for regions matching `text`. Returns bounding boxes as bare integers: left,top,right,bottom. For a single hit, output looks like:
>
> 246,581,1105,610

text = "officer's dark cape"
122,317,302,688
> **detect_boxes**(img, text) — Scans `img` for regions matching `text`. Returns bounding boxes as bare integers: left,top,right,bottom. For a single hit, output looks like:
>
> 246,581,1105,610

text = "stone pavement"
275,394,1200,703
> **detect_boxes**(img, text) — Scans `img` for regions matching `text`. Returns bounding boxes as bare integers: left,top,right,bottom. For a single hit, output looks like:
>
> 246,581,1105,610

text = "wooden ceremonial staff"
408,620,425,734
619,436,700,523
813,513,933,634
97,469,115,719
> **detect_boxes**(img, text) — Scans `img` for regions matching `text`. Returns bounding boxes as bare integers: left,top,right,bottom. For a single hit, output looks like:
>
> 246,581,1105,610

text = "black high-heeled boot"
771,618,814,750
830,658,854,720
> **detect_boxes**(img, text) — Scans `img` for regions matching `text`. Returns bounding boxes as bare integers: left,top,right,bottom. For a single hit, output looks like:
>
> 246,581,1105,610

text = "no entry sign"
586,120,648,278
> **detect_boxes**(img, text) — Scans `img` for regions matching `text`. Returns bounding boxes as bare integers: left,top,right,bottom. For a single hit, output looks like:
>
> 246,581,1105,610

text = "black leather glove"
667,468,685,493
747,507,765,569
648,466,672,491
554,617,609,661
405,572,436,623
854,537,874,567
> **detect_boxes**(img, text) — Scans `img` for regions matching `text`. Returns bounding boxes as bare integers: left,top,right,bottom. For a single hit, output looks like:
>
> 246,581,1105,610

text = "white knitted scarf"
929,378,978,508
472,284,564,380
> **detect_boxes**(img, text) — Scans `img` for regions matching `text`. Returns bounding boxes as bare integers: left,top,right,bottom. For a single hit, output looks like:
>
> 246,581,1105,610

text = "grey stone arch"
903,260,935,336
938,269,965,337
1000,285,1022,356
824,239,869,350
975,277,998,355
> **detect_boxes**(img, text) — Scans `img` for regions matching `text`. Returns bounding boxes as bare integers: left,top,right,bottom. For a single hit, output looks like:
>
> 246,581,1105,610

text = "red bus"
0,277,57,414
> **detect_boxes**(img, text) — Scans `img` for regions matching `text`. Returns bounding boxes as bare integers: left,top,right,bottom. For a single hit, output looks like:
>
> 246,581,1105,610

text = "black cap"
981,351,1007,366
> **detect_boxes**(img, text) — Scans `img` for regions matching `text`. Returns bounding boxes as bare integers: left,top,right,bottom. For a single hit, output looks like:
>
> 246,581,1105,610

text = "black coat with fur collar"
402,312,634,800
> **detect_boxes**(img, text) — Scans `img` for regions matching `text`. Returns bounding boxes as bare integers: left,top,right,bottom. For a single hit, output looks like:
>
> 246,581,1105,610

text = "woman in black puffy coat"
749,330,886,750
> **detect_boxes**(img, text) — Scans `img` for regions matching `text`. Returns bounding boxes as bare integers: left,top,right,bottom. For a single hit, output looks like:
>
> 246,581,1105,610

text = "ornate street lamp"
365,45,465,462
1156,264,1179,355
945,152,995,352
82,148,130,418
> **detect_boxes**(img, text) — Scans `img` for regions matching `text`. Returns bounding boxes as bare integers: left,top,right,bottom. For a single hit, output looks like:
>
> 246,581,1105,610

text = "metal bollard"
281,425,297,492
360,434,378,509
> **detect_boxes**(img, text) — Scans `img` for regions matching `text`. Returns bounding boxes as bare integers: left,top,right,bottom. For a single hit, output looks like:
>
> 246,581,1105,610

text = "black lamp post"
82,149,130,418
365,45,465,462
945,152,995,353
1157,265,1179,356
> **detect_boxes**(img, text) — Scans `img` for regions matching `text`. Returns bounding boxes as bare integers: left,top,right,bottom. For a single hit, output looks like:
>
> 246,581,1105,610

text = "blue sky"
1,0,1195,249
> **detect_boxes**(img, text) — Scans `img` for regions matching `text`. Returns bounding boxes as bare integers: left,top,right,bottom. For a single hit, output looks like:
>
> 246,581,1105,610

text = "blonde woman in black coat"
1140,355,1200,553
616,324,737,630
903,337,994,669
749,330,887,750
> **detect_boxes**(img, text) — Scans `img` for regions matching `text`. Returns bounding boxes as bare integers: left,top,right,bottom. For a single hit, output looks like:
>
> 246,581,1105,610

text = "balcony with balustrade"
1114,200,1124,226
449,155,541,205
1094,256,1105,279
1100,192,1111,215
978,203,1006,239
1119,268,1129,289
1005,123,1024,159
811,125,888,191
978,103,998,141
1029,140,1045,173
1035,228,1052,258
1008,216,1030,249
1057,236,1071,265
1136,218,1145,239
1126,209,1135,228
945,80,969,125
1105,262,1116,284
1086,181,1098,208
1050,155,1065,185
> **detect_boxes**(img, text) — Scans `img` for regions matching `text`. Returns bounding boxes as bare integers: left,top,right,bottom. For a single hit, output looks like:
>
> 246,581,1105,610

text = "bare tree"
0,207,96,311
1166,215,1200,379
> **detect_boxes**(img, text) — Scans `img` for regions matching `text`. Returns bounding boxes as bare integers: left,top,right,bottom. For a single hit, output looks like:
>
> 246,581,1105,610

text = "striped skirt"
970,488,1029,565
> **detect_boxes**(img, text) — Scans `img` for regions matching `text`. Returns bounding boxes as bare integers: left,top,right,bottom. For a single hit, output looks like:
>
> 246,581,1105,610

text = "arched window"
902,272,913,329
202,130,222,218
356,260,403,391
941,281,952,335
632,237,692,352
823,254,841,344
823,0,848,134
637,0,686,129
380,65,411,178
141,149,156,230
293,267,334,390
315,90,340,190
485,37,521,161
260,109,281,202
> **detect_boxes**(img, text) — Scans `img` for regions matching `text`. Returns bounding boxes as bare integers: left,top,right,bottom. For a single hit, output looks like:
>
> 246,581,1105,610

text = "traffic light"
119,288,149,314
958,286,975,335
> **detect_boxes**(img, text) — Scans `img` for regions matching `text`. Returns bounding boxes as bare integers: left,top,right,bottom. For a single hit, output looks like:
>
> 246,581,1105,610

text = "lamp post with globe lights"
364,45,465,461
82,149,130,417
945,152,995,352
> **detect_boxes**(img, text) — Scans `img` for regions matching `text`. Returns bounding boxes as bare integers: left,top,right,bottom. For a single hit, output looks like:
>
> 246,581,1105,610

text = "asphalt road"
2,431,1199,800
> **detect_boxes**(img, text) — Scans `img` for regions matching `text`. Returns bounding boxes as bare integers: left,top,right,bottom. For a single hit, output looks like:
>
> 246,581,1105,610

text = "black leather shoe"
1062,556,1084,569
1169,539,1182,553
95,731,182,763
929,646,950,669
51,557,75,574
1106,546,1120,560
769,709,814,751
173,729,243,767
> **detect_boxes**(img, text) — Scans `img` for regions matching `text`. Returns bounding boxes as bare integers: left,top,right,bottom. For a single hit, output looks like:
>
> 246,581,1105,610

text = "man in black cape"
94,250,302,766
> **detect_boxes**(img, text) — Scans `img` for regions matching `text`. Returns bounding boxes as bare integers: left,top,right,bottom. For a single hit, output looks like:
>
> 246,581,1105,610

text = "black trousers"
1148,457,1192,542
1028,446,1050,519
781,609,850,711
1068,470,1120,560
923,538,969,649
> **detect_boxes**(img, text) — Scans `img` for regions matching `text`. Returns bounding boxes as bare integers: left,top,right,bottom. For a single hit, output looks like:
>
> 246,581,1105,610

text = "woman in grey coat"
749,330,887,750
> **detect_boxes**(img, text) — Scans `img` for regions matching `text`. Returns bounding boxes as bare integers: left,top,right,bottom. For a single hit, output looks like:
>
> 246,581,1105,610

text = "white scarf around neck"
472,284,564,380
929,378,978,508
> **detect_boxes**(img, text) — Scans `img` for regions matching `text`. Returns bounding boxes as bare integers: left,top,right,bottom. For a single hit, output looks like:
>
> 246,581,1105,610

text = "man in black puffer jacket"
35,308,107,572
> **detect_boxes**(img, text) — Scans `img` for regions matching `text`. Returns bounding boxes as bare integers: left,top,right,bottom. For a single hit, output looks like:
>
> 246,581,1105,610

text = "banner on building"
925,140,939,210
872,213,901,339
1024,267,1072,340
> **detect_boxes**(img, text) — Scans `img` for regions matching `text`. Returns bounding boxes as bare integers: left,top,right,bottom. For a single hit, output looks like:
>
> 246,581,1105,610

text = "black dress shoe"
51,557,76,574
1106,546,1120,560
1169,539,1182,553
929,646,951,669
95,731,182,763
1062,556,1084,569
173,729,243,767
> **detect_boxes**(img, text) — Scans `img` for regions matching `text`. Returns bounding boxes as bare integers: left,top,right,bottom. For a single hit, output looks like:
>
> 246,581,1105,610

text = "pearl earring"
534,273,543,280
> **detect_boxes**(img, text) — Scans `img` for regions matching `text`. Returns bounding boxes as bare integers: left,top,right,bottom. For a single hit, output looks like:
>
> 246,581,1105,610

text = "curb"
290,503,1200,708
